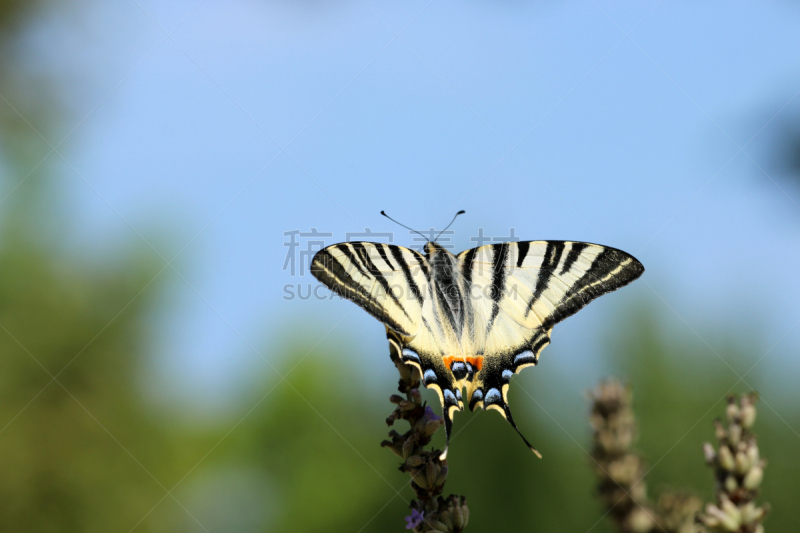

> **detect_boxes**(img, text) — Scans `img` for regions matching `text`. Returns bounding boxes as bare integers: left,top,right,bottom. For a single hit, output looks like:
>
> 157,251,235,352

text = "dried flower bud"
718,510,740,531
402,438,415,459
390,394,404,405
741,401,757,429
714,419,727,441
702,502,739,531
724,475,738,493
401,400,418,412
726,397,740,423
728,424,742,446
426,519,450,531
411,389,422,405
426,461,439,488
720,495,741,524
422,419,442,438
452,504,465,530
734,451,749,473
746,443,759,467
743,465,764,489
739,502,757,525
411,468,429,490
718,445,735,471
438,509,454,530
698,515,719,528
435,464,448,486
703,442,717,464
626,507,655,532
381,439,404,457
608,455,640,485
405,455,424,468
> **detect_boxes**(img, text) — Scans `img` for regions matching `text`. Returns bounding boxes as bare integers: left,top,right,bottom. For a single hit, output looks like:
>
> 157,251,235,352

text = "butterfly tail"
503,403,542,458
439,407,454,461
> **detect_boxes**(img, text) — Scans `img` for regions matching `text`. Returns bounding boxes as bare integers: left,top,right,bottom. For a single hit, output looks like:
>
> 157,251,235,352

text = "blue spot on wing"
423,369,437,384
514,351,534,365
444,389,457,404
502,369,513,381
403,348,420,363
485,388,502,404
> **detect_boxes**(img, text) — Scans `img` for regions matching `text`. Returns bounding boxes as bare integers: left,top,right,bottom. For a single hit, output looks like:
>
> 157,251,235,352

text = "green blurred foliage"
0,3,215,532
217,305,797,533
0,232,197,532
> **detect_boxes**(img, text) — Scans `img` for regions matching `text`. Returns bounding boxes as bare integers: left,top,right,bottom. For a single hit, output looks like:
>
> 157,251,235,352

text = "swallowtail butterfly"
311,212,644,459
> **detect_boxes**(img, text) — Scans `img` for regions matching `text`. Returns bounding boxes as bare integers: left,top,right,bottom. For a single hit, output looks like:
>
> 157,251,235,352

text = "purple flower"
423,406,441,422
404,509,424,530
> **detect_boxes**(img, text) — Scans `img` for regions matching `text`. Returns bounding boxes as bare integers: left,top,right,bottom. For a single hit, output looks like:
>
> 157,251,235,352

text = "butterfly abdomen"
428,245,466,339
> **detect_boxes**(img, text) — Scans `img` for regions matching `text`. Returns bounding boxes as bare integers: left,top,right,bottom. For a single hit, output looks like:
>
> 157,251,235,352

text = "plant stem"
381,329,469,533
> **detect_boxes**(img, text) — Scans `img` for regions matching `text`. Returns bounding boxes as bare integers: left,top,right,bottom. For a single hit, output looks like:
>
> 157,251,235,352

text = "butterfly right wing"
460,241,644,400
311,242,430,337
456,241,644,456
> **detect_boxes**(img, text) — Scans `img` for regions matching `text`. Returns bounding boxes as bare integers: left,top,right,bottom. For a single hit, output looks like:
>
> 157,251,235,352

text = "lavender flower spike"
405,509,424,530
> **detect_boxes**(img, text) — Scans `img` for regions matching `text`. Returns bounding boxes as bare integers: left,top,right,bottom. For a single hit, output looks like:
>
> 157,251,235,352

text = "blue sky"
15,0,800,411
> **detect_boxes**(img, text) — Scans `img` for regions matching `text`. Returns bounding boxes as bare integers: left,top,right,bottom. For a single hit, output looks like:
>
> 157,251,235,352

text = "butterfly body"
311,238,644,458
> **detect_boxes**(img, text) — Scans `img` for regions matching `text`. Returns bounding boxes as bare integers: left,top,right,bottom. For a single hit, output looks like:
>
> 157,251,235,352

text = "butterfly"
310,212,644,459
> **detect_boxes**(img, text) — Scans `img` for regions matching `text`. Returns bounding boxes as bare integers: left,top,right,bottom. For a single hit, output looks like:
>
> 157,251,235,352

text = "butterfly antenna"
380,211,430,242
433,210,466,243
503,404,542,459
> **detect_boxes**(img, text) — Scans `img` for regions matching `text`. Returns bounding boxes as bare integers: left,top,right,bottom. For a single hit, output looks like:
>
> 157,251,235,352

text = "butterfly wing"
313,241,465,459
311,242,431,337
458,241,644,454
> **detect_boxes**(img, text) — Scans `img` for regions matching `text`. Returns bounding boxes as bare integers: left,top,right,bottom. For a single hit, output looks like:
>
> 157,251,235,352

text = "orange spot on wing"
466,356,483,371
443,356,484,372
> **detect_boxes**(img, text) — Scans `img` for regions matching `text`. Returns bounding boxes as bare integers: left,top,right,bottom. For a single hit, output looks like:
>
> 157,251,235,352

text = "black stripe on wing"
515,241,530,267
311,243,428,336
347,244,411,321
540,245,644,330
559,242,588,275
486,242,509,334
459,247,478,339
389,246,424,305
523,241,565,319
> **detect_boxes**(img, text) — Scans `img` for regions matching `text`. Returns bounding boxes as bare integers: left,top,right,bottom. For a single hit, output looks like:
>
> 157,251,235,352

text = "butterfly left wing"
311,242,431,337
313,241,467,459
458,241,644,455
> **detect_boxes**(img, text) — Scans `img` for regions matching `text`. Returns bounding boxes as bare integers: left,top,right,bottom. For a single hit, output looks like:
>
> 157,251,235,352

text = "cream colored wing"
454,241,644,456
311,242,430,337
